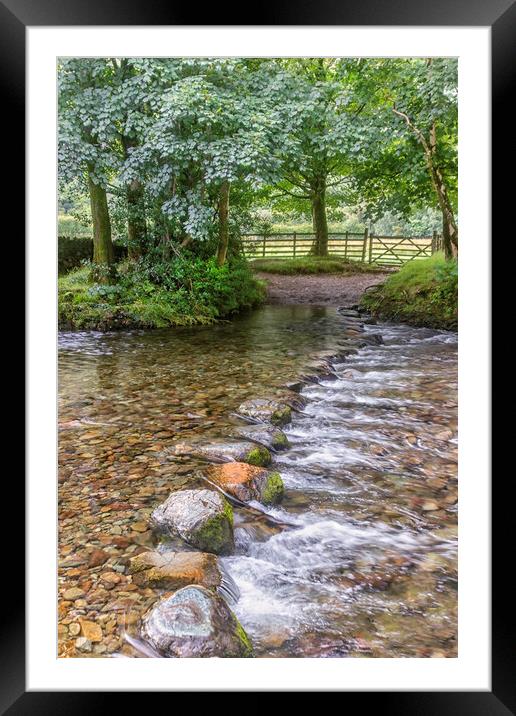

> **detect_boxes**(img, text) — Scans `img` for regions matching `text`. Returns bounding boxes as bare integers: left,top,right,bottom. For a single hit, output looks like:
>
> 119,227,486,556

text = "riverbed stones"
179,440,272,467
78,619,103,642
236,398,292,426
233,423,290,451
206,462,284,505
129,550,222,591
150,489,233,555
75,636,93,654
141,585,253,658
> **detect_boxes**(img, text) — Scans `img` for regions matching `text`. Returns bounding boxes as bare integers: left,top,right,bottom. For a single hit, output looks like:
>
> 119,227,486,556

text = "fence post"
362,228,369,262
368,232,374,264
432,230,437,254
262,235,266,257
293,232,297,258
344,231,348,260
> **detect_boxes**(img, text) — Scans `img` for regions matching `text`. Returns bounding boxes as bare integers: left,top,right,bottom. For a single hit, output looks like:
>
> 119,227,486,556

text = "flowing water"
58,305,457,658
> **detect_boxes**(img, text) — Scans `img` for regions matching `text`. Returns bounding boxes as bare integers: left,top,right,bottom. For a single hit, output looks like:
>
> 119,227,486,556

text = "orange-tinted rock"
206,462,284,505
129,550,221,590
207,463,269,502
100,571,122,587
87,549,109,567
79,619,103,642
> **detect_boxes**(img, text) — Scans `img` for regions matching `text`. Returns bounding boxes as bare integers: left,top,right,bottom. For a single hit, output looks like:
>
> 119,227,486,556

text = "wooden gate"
241,230,443,267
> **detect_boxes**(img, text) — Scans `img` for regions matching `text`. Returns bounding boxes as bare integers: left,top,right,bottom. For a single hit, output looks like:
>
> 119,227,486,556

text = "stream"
58,305,457,658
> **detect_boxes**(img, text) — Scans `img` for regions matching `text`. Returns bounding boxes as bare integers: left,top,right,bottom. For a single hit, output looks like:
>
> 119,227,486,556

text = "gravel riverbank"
255,271,390,306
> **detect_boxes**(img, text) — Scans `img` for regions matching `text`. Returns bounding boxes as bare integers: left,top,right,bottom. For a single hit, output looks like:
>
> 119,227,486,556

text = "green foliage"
88,261,119,284
250,257,381,275
58,255,265,330
58,57,456,264
360,253,457,329
346,58,457,223
57,57,458,332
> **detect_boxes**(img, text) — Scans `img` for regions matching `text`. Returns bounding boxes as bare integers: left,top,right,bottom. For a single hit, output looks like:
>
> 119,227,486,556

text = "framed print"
6,0,508,710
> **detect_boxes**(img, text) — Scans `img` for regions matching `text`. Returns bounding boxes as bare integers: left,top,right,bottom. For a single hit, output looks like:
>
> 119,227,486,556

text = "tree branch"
392,105,430,154
270,188,311,200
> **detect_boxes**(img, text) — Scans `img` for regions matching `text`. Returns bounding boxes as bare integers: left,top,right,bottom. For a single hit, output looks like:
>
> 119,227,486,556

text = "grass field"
250,256,387,275
360,253,457,330
270,222,363,234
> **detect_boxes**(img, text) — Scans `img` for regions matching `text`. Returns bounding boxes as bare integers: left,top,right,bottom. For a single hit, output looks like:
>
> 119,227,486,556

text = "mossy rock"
245,445,272,467
234,424,291,452
183,441,272,467
206,463,284,506
195,500,234,554
270,405,292,426
150,489,234,555
237,399,292,427
141,586,254,658
233,616,254,657
271,430,290,450
261,471,285,505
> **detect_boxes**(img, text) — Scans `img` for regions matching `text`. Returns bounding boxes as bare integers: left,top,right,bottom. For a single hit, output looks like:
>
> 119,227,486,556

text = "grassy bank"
250,256,386,275
59,256,266,330
360,253,457,330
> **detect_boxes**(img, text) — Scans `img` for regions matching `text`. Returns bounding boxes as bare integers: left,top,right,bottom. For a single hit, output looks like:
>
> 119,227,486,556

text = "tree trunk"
441,207,458,261
426,123,457,260
430,164,458,260
126,179,147,259
392,112,458,260
88,173,114,271
216,180,230,267
310,179,329,257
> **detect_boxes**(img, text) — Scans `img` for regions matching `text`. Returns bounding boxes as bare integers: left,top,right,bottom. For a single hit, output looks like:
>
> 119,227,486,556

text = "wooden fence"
242,230,443,267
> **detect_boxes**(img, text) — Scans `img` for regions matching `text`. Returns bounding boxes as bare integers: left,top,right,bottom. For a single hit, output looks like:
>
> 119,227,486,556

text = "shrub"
360,253,457,330
58,254,266,330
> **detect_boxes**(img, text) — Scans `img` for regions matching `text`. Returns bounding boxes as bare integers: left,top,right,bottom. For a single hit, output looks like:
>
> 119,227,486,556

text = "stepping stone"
233,423,291,451
150,489,234,555
178,440,272,467
141,585,253,658
129,550,222,590
236,398,292,426
206,462,284,505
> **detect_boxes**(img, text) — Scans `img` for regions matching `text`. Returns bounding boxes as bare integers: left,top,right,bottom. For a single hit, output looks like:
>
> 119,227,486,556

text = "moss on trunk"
87,173,114,274
310,180,329,257
216,180,230,267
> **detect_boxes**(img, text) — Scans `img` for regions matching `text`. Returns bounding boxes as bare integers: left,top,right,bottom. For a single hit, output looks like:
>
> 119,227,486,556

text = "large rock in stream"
232,423,291,451
141,585,253,658
129,550,222,590
176,440,272,467
206,462,284,505
150,489,234,555
236,398,292,426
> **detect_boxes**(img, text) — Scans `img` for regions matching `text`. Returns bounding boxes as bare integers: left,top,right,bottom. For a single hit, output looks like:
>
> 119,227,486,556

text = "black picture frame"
8,0,505,710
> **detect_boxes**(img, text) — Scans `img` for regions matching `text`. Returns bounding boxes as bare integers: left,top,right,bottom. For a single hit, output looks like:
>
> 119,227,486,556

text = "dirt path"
255,271,389,307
